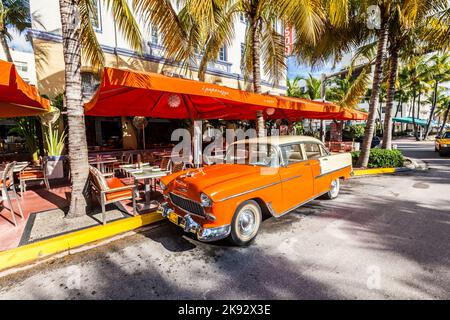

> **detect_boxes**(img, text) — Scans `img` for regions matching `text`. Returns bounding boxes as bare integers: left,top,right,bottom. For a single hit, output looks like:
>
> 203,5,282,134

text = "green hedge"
351,149,404,168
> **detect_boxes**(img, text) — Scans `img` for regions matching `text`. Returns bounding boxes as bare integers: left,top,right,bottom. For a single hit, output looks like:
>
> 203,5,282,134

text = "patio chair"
89,165,136,225
160,156,172,171
113,153,133,177
19,157,50,193
1,162,24,226
171,161,195,173
142,152,157,165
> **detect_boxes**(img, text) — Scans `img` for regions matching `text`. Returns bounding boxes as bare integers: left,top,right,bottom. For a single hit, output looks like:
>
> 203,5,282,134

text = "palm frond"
104,0,143,54
260,18,286,86
326,0,348,27
240,23,255,86
78,0,104,71
279,0,325,46
339,65,371,109
133,0,188,63
198,1,238,81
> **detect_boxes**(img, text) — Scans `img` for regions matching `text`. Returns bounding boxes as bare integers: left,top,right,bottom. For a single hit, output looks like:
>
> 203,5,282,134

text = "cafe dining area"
0,61,367,254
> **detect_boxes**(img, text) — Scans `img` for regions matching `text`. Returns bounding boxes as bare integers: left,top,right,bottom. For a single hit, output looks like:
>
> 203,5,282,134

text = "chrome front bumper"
160,202,230,242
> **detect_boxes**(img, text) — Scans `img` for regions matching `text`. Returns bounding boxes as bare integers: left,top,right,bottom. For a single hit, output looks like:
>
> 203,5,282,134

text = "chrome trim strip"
169,192,207,219
216,175,302,202
315,165,351,179
273,191,329,217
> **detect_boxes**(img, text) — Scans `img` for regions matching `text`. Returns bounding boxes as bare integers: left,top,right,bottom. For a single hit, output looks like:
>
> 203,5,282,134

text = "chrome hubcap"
330,179,338,196
238,209,256,236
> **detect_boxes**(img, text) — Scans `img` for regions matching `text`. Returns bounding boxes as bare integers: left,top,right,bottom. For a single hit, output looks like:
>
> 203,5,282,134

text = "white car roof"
232,135,324,146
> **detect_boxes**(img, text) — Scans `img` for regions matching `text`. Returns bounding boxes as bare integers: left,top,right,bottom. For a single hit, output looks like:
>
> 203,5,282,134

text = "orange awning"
84,67,368,121
272,96,367,121
85,67,279,119
0,60,51,117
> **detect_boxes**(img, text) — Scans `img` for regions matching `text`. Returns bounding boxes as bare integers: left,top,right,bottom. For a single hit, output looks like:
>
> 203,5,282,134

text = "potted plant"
40,108,67,179
8,117,40,162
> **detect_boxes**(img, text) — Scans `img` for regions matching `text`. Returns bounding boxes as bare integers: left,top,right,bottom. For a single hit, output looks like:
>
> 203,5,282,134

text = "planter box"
46,156,65,180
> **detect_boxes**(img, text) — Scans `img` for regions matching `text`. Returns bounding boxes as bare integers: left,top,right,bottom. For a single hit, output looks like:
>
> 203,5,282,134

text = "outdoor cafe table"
88,156,118,173
119,164,170,212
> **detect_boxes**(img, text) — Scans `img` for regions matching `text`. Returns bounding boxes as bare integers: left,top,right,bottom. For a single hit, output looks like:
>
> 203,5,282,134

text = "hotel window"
90,0,102,31
239,13,247,24
218,46,227,62
151,25,158,45
14,61,28,72
240,43,245,59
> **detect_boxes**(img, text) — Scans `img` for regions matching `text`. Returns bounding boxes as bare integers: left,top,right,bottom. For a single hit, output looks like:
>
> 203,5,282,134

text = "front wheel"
324,178,340,200
229,200,262,246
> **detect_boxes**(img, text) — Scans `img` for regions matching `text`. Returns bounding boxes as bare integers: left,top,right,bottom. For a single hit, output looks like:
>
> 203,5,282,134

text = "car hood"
438,138,450,144
169,164,279,202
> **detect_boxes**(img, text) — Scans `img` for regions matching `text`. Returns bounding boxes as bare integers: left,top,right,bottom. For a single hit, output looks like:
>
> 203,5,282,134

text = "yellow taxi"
435,131,450,156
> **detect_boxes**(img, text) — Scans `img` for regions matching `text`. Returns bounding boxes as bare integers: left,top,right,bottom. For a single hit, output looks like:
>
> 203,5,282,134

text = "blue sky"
287,56,346,80
7,28,33,53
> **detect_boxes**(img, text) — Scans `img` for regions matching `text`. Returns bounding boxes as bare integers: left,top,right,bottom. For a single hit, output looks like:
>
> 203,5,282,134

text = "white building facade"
28,0,287,99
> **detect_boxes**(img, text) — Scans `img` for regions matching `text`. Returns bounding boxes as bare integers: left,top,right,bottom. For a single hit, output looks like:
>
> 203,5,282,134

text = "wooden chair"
1,162,24,226
143,152,157,165
19,157,50,193
89,165,136,225
171,161,195,173
160,156,172,171
171,162,185,173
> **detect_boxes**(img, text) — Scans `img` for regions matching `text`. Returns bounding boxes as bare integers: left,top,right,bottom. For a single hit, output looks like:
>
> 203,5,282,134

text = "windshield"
443,132,450,139
225,143,279,167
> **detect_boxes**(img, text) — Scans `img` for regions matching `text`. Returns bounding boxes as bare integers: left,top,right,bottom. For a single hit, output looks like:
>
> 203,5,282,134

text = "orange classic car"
159,136,352,245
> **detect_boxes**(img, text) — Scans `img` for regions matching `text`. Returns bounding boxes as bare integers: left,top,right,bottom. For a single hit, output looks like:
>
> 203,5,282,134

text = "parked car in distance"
435,131,450,156
355,135,381,148
160,136,352,246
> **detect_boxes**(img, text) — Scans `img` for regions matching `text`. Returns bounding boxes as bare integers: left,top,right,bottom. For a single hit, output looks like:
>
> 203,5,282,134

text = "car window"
280,144,305,164
304,143,321,160
225,143,279,167
443,132,450,139
320,145,330,156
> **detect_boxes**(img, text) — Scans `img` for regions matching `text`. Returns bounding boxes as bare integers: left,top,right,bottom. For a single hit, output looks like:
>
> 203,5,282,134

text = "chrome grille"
169,193,205,217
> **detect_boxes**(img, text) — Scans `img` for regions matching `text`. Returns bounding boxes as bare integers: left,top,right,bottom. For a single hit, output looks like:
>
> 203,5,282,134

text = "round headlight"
159,180,167,191
200,193,212,207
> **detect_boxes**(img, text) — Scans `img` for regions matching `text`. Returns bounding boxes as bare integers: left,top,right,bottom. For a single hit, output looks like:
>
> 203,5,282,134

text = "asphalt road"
0,138,449,299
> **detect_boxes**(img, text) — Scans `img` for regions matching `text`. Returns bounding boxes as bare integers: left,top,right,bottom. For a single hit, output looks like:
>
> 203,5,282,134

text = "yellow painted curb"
0,211,164,272
353,167,396,176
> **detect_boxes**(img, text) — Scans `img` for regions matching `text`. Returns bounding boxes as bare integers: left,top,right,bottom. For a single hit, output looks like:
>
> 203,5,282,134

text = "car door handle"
322,158,329,161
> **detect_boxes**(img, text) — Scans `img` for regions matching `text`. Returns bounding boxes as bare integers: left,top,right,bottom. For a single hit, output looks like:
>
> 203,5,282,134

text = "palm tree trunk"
0,33,13,62
382,46,399,149
438,102,450,136
357,22,388,168
59,0,90,217
411,90,417,139
424,80,439,140
416,91,422,140
251,17,264,137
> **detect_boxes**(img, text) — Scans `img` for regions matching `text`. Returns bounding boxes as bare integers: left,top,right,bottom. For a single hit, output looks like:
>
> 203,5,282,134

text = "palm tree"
0,0,31,62
298,74,322,100
294,1,390,167
423,52,450,139
286,76,303,98
400,55,428,140
437,96,450,136
381,0,450,149
135,0,325,137
327,66,371,109
59,0,142,217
